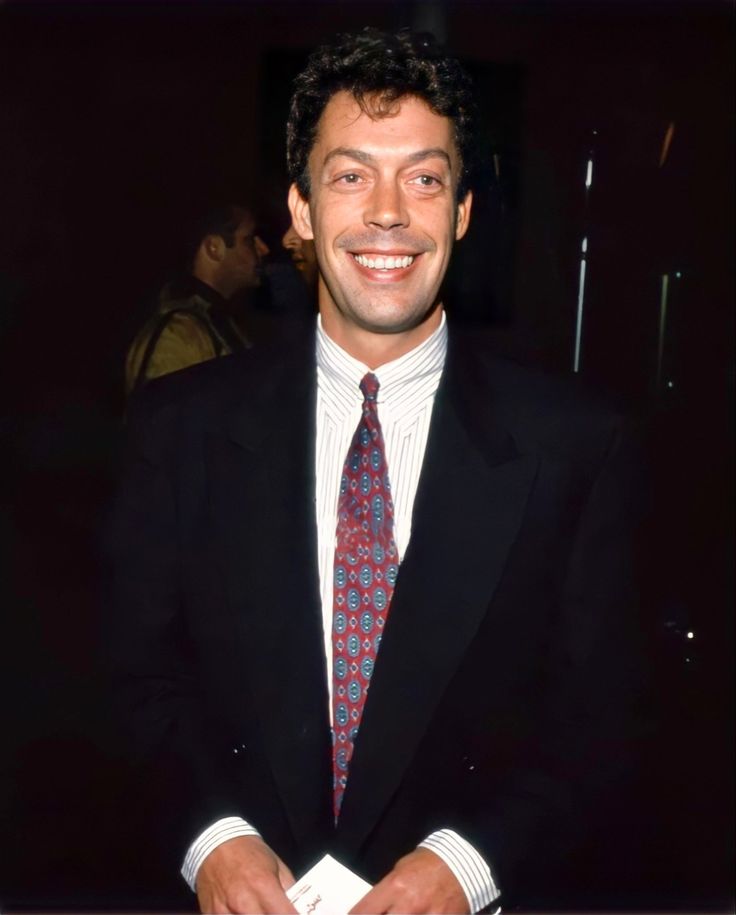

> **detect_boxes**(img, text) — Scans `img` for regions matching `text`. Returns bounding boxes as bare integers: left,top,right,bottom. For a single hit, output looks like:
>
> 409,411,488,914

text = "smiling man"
108,28,648,915
288,90,471,365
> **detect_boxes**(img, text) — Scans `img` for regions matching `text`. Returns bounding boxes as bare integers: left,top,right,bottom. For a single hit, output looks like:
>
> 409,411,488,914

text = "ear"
454,190,473,241
288,183,314,241
202,234,226,263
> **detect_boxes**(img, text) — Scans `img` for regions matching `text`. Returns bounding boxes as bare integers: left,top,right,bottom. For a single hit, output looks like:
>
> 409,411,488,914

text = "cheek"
315,198,357,237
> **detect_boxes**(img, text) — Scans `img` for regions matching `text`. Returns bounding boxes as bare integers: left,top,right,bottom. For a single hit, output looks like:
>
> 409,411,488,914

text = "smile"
353,253,415,270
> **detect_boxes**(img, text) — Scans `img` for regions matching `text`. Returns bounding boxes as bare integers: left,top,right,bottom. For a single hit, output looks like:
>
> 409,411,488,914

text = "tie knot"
360,373,380,403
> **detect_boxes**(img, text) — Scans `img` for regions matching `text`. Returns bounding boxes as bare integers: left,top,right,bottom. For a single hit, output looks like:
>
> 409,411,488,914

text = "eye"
336,172,363,185
410,174,442,188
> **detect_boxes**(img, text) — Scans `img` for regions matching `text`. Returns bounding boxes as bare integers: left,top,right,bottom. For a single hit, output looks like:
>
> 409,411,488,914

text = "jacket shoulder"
452,332,630,466
125,331,309,461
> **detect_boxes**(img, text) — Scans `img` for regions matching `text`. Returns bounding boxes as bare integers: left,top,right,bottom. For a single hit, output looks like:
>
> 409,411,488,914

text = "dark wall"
0,1,732,910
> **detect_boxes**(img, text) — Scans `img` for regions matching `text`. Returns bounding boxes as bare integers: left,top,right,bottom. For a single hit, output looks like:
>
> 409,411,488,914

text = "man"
124,204,269,395
108,28,647,914
282,221,319,293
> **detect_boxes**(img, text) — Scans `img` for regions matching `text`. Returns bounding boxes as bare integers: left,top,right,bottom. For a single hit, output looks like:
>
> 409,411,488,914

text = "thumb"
276,857,296,891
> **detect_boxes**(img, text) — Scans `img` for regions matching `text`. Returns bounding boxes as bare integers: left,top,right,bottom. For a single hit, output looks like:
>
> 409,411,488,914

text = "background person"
124,203,269,396
282,221,319,293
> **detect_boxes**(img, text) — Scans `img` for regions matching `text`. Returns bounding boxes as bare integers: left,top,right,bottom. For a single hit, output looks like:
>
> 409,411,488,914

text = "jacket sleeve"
456,418,653,905
103,389,244,872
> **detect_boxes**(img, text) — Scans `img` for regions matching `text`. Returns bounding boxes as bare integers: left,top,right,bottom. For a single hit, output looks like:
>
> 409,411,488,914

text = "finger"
201,882,277,915
349,881,393,914
252,875,297,915
198,893,232,915
276,857,296,891
226,893,273,915
261,888,298,914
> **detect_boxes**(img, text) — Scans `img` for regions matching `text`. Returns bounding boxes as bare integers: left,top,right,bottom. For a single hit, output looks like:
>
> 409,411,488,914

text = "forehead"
311,91,458,166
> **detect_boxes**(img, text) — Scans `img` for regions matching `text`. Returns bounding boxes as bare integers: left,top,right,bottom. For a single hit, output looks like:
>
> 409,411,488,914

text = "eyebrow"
323,146,453,170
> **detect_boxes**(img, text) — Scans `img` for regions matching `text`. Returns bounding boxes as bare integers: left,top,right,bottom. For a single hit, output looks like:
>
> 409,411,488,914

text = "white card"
287,853,372,915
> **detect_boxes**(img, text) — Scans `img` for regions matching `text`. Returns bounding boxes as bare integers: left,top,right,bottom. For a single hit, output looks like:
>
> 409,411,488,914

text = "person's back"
125,276,249,396
124,204,269,397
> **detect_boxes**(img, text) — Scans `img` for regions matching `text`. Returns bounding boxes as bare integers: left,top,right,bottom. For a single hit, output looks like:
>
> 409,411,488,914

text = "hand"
350,847,469,914
196,834,297,914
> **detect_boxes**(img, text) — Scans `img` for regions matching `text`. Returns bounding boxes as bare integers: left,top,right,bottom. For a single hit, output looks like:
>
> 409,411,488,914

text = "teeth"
354,254,414,269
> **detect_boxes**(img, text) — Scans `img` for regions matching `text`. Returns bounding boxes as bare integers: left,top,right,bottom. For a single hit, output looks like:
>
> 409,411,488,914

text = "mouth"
352,253,415,270
350,252,420,283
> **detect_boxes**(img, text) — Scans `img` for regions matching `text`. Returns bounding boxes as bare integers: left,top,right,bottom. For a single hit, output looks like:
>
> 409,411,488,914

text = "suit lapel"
336,339,538,851
208,340,332,847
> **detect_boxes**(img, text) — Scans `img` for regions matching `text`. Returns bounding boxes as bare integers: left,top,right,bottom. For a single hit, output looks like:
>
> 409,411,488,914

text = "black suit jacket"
106,323,648,907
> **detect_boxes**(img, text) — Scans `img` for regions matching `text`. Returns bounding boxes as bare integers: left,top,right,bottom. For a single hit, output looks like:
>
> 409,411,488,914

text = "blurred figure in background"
125,204,269,396
282,221,318,293
258,218,319,321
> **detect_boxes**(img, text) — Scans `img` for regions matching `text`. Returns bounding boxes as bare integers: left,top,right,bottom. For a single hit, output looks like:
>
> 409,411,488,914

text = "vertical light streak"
573,237,588,373
575,131,596,374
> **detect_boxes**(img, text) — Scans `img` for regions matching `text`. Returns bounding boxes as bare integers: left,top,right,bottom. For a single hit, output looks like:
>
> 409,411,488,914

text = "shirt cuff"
419,828,500,913
180,816,261,892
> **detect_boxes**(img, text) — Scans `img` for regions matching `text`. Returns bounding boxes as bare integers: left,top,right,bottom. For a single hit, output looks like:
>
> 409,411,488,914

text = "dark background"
0,0,733,910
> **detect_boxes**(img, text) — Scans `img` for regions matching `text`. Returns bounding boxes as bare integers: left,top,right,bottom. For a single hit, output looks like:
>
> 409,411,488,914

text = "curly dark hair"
287,27,479,202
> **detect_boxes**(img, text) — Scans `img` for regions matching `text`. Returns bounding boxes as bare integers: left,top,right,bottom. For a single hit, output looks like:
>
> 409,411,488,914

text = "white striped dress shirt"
182,314,499,912
315,314,446,681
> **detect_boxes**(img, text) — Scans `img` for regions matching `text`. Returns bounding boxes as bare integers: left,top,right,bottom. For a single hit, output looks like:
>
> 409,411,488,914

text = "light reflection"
573,236,588,373
659,121,676,168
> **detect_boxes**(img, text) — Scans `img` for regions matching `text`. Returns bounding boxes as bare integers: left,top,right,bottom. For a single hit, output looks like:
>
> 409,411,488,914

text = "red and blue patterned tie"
332,373,398,818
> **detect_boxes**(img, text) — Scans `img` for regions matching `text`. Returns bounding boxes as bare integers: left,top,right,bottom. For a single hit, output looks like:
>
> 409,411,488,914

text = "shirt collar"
163,274,227,311
316,312,448,410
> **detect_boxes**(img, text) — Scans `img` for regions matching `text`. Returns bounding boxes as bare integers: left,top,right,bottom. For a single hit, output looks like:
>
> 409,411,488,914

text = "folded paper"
287,853,372,915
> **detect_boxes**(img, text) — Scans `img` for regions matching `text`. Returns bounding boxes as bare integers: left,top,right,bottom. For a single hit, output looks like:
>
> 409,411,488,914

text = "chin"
354,310,431,336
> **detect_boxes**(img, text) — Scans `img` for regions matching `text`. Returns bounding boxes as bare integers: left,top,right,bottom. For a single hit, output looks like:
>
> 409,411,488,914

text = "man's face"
282,222,319,289
219,212,270,295
289,91,471,355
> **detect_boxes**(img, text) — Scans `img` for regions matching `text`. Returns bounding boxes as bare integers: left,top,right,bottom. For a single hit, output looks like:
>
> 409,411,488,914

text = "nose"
255,235,270,258
282,226,299,252
364,178,408,231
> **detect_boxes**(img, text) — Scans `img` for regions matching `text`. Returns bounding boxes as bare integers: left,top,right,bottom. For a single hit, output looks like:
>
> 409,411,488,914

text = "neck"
319,306,443,369
192,262,229,300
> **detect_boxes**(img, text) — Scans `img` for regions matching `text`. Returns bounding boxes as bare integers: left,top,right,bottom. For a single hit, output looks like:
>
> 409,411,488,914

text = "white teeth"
354,254,414,269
